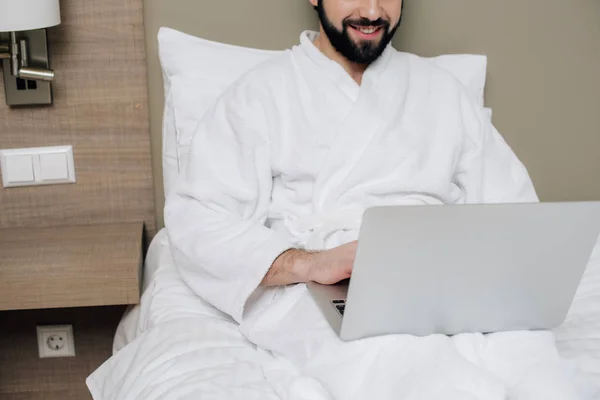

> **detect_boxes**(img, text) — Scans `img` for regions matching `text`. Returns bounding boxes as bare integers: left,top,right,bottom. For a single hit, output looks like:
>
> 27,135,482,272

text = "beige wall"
145,0,600,228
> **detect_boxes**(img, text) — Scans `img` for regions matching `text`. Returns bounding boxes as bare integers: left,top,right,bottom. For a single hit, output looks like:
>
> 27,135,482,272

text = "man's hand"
308,241,357,285
261,241,358,287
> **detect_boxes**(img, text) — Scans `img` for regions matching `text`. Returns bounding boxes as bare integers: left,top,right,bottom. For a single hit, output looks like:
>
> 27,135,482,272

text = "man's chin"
344,38,378,52
353,40,383,51
351,44,383,60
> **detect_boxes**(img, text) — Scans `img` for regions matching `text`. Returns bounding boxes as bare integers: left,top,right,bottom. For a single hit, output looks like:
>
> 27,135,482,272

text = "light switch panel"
0,146,76,188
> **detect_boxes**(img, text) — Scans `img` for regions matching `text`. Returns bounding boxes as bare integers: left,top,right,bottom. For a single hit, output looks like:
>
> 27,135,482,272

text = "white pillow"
158,27,279,196
158,27,489,196
431,54,488,106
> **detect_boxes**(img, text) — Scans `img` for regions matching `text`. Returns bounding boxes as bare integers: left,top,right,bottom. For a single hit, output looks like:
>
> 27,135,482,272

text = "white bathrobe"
165,31,537,322
164,32,583,399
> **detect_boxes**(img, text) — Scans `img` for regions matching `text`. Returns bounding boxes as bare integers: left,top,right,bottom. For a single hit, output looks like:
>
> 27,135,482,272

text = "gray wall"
144,0,600,228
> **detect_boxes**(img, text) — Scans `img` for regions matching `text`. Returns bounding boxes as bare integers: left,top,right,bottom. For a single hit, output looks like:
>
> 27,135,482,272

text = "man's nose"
356,0,383,21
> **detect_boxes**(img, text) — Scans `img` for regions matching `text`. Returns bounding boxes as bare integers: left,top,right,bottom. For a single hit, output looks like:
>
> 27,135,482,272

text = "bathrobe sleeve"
454,93,540,204
164,85,295,323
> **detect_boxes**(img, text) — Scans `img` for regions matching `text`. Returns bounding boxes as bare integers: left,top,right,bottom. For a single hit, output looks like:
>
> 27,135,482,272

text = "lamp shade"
0,0,61,32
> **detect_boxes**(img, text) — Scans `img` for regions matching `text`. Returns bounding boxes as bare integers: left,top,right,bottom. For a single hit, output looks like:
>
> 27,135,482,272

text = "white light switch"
0,146,76,188
39,152,69,181
4,154,35,183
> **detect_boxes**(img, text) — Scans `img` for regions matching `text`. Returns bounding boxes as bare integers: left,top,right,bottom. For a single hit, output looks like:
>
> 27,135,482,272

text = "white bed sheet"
89,230,600,399
111,228,168,353
555,234,600,381
92,230,321,399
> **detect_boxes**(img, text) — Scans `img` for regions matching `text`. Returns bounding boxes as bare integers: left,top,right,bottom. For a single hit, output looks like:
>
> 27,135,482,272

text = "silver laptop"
307,201,600,341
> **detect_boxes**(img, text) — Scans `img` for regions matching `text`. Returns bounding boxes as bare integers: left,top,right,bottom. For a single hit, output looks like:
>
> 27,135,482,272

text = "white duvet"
87,229,600,400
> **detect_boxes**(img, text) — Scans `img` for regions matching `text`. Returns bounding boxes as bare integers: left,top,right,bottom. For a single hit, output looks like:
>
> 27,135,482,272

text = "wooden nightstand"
0,222,144,311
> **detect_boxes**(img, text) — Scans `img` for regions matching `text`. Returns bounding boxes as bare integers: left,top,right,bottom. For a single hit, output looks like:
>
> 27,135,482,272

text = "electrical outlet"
36,325,76,358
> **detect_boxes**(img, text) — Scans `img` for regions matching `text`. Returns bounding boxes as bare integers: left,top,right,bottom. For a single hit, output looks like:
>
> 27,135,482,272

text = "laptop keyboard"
332,300,346,316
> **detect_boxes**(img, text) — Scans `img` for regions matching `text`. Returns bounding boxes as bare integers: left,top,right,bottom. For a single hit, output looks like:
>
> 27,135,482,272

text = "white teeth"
358,27,377,34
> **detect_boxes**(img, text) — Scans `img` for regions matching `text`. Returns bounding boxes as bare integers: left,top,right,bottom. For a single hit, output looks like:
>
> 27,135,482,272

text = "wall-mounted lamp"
0,0,61,106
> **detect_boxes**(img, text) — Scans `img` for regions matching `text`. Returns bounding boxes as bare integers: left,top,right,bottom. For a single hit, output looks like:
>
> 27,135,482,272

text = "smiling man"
162,1,570,398
168,0,536,298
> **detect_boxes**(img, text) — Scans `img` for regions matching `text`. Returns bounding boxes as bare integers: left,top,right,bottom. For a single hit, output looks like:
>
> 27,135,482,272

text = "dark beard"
315,0,401,65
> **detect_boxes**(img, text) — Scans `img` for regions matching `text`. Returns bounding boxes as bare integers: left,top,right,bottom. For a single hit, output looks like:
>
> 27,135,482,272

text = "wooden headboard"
144,0,600,227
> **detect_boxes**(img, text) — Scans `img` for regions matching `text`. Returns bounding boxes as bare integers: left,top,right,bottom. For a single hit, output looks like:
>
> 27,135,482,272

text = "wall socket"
36,325,76,358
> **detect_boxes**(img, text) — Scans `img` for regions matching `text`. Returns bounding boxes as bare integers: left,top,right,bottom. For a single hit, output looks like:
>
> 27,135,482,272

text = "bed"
86,1,600,399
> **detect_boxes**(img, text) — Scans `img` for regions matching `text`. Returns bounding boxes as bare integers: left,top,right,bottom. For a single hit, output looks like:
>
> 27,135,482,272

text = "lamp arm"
9,32,20,76
19,67,54,81
0,33,54,81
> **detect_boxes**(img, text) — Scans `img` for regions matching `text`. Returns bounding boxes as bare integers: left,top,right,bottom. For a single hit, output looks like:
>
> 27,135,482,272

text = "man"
166,0,537,322
165,0,577,398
